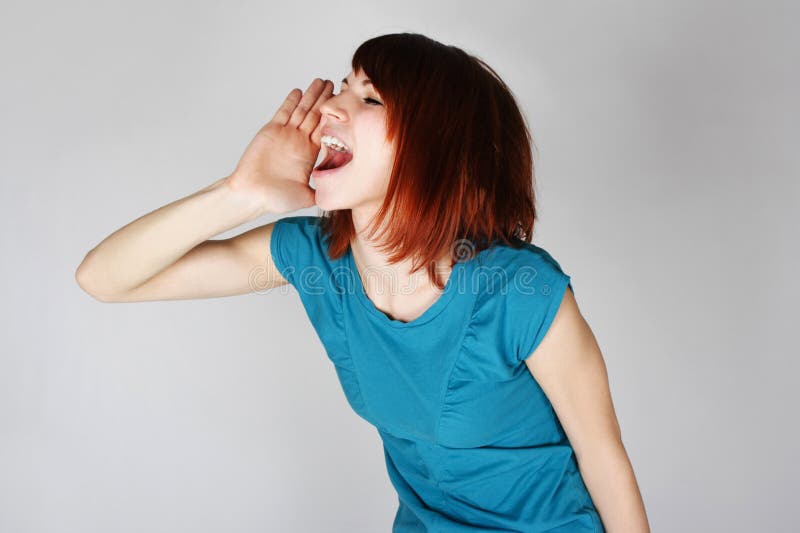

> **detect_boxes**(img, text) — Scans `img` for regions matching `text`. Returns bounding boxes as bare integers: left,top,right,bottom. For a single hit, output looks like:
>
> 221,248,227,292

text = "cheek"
350,116,394,191
353,149,392,198
357,127,394,171
360,115,390,148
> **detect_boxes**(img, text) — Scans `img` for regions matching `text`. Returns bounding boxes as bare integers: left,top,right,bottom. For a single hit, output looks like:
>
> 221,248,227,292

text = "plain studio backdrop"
1,1,797,531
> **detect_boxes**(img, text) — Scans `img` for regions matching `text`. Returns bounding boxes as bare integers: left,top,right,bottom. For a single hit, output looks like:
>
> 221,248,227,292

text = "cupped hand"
227,78,334,214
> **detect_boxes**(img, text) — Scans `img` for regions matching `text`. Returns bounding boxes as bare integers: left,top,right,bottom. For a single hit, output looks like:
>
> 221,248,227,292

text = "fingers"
301,79,333,142
287,78,330,130
309,115,326,147
271,88,302,126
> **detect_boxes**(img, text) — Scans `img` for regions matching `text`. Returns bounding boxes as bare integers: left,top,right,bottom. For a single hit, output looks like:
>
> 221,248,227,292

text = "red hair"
319,33,539,290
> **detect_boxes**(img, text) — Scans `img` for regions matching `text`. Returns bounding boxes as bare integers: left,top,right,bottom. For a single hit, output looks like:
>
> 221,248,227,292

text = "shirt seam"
339,274,379,425
269,217,289,285
519,270,572,364
432,275,484,448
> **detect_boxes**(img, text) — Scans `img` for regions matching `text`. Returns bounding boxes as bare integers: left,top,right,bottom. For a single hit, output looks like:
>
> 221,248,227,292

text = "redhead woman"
76,33,650,533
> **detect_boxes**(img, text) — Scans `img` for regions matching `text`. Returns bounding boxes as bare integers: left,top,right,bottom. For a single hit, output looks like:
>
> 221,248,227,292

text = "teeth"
321,135,352,153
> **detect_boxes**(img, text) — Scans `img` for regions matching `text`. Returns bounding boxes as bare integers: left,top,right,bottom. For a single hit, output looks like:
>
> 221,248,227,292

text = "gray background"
2,1,797,531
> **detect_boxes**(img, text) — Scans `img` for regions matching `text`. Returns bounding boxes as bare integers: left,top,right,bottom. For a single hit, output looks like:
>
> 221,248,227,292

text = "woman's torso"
270,215,604,532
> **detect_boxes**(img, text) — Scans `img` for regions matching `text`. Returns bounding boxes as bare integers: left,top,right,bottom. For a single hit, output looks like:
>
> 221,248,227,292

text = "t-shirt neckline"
346,247,474,328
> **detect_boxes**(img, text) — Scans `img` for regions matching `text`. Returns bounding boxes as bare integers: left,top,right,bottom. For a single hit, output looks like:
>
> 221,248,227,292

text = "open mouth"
313,145,354,174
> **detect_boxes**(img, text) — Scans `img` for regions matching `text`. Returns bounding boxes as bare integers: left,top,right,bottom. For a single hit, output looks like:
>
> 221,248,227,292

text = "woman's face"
312,68,395,213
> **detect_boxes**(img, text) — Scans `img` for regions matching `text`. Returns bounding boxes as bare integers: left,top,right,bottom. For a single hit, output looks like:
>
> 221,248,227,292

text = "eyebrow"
341,76,373,87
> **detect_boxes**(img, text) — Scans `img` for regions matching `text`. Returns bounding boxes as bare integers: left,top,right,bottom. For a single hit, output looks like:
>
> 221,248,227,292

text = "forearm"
576,438,650,533
76,176,265,298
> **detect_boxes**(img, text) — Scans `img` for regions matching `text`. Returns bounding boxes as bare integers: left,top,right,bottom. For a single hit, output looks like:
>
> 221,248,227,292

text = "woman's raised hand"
227,78,334,215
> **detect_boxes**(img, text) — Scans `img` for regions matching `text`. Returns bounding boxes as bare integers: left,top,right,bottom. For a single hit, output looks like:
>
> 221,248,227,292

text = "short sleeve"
269,215,324,287
268,215,347,354
507,248,574,364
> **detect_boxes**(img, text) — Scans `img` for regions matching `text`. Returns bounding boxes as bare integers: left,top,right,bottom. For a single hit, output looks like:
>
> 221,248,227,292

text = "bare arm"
524,289,651,532
75,178,274,302
75,177,286,302
75,78,335,302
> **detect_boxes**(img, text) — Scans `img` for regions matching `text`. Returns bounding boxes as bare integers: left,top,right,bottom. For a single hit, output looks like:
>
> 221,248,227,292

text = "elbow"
75,252,118,303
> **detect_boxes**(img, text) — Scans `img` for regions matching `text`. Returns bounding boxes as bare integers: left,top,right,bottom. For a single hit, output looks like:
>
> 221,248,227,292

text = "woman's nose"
320,93,347,121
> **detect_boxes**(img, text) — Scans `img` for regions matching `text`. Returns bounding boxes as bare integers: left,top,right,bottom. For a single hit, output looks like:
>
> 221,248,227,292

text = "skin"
75,70,650,531
315,68,457,322
319,75,651,529
312,68,394,213
525,287,651,532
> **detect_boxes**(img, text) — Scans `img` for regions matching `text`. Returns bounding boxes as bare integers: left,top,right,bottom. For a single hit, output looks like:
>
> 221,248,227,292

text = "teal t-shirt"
270,215,604,532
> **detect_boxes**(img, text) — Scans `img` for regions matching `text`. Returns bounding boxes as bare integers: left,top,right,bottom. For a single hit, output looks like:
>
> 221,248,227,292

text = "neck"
349,204,452,295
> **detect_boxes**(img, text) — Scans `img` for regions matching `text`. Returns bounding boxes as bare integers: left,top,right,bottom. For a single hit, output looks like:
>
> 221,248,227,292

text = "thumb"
310,120,324,147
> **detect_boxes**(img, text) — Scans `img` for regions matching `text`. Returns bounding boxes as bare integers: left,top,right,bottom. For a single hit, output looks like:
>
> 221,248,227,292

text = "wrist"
219,173,273,219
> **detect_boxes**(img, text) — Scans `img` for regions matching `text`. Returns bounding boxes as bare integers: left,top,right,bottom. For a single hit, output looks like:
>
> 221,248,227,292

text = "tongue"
316,149,353,171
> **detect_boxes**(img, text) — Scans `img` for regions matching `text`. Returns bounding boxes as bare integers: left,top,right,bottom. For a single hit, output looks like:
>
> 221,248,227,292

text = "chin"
312,188,352,212
314,188,378,213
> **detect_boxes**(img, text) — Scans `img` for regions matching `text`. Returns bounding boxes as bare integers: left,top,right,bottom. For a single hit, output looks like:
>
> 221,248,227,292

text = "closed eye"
333,87,383,106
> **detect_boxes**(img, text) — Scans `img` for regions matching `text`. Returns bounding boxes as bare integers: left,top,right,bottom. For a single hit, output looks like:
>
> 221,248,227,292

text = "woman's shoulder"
474,238,569,285
466,238,574,365
274,214,324,231
272,214,327,245
270,215,339,286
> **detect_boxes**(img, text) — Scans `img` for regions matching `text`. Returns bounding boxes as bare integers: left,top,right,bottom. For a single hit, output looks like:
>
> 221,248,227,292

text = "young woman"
77,33,649,532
